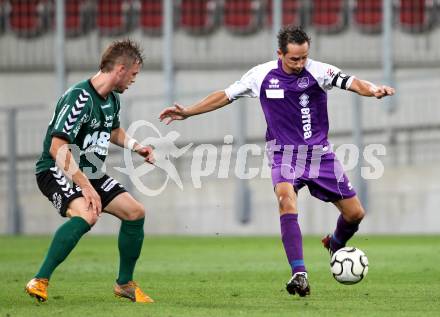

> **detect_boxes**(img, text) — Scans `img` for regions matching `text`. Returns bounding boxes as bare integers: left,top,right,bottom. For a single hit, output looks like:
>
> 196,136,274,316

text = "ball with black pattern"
330,247,369,285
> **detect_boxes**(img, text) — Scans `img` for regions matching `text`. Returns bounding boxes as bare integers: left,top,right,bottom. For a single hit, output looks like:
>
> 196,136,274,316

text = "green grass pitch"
1,235,439,317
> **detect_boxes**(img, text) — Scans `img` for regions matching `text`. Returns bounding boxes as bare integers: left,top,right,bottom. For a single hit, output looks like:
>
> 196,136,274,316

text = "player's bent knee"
278,195,297,214
67,208,98,226
347,206,365,223
135,204,146,219
356,207,366,222
125,202,145,221
79,212,98,226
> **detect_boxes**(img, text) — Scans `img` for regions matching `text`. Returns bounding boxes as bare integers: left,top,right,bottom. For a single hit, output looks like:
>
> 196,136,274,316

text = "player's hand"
159,103,189,125
81,184,102,217
371,85,395,99
136,145,155,164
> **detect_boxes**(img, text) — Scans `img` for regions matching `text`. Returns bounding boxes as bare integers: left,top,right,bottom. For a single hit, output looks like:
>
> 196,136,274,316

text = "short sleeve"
51,89,91,143
306,59,354,91
321,62,354,90
321,63,342,89
224,66,260,100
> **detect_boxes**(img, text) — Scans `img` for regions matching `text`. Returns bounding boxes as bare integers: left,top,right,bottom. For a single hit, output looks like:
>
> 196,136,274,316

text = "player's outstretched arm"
110,127,155,164
159,90,232,125
348,78,395,99
50,136,102,216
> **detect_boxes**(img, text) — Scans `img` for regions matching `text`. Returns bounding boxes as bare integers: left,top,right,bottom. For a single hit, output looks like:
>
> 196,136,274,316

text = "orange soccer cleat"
114,281,154,303
25,278,49,302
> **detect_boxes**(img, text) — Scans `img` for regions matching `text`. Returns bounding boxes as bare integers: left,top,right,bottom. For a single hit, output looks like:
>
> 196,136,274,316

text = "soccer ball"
330,247,369,285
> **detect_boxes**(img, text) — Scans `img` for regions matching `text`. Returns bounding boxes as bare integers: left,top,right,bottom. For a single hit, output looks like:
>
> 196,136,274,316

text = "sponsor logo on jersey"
101,103,112,109
297,76,309,88
80,113,90,124
104,114,114,128
89,118,101,129
299,93,312,140
73,124,82,137
269,78,280,88
82,131,110,156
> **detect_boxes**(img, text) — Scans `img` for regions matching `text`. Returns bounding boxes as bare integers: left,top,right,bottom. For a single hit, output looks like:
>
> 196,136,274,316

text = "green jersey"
36,79,121,174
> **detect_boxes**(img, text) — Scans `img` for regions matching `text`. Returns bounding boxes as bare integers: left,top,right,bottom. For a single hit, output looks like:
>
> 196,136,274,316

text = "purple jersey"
225,58,354,151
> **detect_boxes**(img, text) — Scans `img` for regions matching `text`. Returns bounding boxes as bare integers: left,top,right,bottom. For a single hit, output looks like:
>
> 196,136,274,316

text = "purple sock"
330,215,360,252
280,213,306,275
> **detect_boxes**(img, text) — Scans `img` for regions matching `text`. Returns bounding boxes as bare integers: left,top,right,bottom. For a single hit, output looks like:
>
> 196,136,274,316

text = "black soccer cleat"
286,272,310,297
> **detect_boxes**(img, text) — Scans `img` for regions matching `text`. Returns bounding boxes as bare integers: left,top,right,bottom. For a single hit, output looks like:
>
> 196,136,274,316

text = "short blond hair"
99,39,144,72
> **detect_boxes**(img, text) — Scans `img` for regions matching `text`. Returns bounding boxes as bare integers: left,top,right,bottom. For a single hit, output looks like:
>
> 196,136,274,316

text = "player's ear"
115,63,126,75
277,49,283,59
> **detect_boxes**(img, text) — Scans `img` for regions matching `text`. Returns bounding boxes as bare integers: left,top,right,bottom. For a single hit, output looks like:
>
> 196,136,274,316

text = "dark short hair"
277,26,311,54
99,39,144,72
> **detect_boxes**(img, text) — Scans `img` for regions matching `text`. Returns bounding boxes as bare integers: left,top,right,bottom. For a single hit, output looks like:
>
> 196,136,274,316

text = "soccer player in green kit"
25,39,155,303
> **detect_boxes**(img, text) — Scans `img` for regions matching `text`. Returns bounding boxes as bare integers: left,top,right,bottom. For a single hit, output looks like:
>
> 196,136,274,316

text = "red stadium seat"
223,0,263,34
65,0,94,37
97,0,135,36
266,0,302,27
311,0,347,33
353,0,382,33
180,0,219,35
398,0,435,33
48,0,94,37
8,0,50,37
139,0,163,35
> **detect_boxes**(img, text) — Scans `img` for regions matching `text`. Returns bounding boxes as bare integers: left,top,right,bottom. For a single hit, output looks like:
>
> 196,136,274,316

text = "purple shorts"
270,150,356,202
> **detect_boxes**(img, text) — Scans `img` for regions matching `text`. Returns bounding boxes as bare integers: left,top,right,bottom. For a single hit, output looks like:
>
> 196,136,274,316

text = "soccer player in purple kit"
159,26,395,297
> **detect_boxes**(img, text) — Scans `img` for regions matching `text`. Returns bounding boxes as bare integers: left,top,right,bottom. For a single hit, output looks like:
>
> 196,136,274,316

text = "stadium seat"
311,0,347,33
353,0,383,34
139,0,163,36
223,0,263,35
398,0,435,33
180,0,219,35
97,0,135,36
266,0,302,27
49,0,94,37
7,0,50,37
0,0,5,34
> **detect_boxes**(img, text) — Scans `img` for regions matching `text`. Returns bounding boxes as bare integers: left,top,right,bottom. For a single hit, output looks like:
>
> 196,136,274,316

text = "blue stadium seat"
7,0,50,37
223,0,263,35
311,0,347,33
97,0,136,36
180,0,220,35
266,0,302,27
353,0,382,34
398,0,436,33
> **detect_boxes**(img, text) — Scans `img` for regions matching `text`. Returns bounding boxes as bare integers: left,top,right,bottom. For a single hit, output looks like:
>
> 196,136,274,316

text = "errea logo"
269,78,280,88
299,93,312,140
